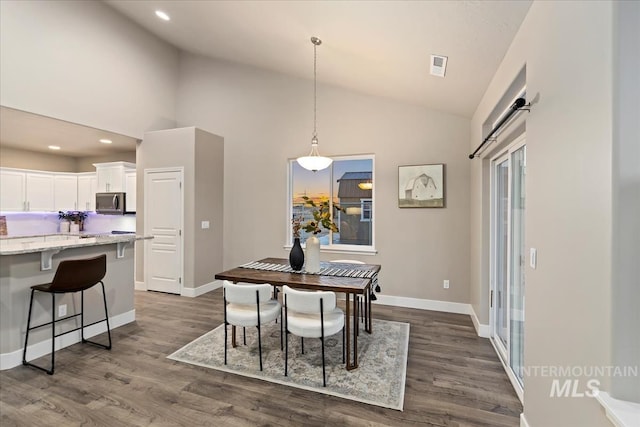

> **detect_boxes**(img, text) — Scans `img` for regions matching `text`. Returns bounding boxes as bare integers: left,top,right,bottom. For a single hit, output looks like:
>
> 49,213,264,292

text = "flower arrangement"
58,210,88,223
291,216,303,239
300,195,342,235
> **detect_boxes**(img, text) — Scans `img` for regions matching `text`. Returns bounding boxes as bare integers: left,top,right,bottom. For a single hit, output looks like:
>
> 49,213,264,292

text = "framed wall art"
398,163,445,208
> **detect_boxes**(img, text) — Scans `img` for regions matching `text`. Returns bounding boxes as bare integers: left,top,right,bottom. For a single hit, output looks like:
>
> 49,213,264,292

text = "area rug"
168,319,409,411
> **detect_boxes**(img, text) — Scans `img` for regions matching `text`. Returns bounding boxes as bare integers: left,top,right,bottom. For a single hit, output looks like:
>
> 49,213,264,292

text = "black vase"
289,237,304,271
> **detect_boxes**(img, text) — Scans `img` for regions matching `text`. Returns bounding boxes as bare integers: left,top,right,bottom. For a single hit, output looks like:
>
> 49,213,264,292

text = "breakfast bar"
0,233,150,370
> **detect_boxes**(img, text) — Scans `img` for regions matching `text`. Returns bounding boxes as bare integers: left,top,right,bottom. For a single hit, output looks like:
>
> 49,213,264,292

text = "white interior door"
144,168,183,294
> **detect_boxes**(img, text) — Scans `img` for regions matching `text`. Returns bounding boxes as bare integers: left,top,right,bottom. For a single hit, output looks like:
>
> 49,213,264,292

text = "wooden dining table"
215,257,381,370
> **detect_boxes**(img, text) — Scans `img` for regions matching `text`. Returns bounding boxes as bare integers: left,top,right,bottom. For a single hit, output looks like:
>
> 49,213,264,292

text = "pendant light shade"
297,37,332,172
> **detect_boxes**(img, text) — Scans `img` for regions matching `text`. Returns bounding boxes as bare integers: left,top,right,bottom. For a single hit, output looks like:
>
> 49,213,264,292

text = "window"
288,155,375,252
360,199,372,222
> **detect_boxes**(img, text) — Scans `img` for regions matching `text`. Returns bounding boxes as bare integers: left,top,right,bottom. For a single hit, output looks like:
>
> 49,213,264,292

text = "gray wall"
0,0,178,139
0,146,77,172
0,145,136,173
137,127,224,289
470,1,618,425
176,52,472,304
194,129,224,286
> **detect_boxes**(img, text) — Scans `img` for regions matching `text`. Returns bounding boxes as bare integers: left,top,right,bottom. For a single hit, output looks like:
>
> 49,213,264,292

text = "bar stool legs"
22,281,112,375
81,283,112,350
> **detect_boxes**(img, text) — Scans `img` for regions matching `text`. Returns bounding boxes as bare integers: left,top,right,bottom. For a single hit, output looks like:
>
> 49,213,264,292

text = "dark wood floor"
0,289,522,426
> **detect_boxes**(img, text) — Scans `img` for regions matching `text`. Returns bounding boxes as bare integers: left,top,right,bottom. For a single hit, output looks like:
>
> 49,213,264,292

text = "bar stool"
22,254,112,375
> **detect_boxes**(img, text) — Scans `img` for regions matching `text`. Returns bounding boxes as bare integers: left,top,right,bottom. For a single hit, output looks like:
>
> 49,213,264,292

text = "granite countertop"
0,234,152,255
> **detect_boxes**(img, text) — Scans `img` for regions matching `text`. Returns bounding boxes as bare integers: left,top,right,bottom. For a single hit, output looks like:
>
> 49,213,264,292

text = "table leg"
366,283,373,334
231,325,237,348
352,292,358,368
345,292,353,370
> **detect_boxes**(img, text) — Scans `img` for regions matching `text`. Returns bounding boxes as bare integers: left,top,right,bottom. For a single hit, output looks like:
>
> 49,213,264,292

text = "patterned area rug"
168,319,409,410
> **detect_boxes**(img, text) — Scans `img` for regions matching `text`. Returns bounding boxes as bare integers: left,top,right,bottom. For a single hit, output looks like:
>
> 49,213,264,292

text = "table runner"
239,260,379,293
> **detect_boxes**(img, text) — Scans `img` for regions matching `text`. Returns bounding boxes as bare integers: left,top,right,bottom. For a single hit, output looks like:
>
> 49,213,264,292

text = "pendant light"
297,37,333,172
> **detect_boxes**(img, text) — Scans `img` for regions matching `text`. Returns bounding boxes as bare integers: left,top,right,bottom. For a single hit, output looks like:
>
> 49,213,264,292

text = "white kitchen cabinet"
1,169,55,212
77,173,97,211
94,162,135,193
25,172,54,211
124,170,136,212
54,174,78,211
0,169,26,211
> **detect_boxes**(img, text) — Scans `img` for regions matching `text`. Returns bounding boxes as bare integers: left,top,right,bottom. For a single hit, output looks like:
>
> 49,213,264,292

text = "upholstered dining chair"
283,285,344,387
223,280,282,371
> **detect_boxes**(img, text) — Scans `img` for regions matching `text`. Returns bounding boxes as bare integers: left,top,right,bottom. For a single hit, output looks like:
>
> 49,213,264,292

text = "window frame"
286,154,377,255
360,198,372,222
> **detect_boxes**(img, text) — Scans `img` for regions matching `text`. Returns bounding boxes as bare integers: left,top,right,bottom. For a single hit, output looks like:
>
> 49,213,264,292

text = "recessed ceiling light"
48,145,61,150
99,139,112,144
155,10,170,21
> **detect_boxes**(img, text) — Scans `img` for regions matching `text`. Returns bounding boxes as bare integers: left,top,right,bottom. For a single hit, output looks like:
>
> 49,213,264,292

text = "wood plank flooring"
0,289,522,426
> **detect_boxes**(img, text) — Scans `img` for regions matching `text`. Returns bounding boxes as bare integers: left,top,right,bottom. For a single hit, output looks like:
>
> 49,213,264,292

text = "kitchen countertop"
0,234,151,255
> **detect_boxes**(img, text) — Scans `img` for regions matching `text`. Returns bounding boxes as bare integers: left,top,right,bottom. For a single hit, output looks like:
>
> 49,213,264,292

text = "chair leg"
243,327,246,345
301,337,304,354
280,310,283,351
284,330,289,377
22,291,55,375
342,326,345,363
50,293,55,375
81,282,112,350
22,289,35,366
224,323,228,365
321,336,326,387
257,324,263,371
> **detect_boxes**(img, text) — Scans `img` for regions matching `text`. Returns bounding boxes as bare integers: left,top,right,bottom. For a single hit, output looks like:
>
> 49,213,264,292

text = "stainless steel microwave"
95,192,127,215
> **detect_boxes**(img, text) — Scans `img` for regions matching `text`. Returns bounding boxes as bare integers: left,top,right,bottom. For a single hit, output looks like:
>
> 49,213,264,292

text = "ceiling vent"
430,54,448,77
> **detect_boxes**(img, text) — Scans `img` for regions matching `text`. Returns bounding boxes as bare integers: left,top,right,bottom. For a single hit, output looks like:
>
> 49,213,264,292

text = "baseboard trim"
135,280,146,291
470,306,491,338
1,309,136,371
374,294,472,315
520,413,530,427
181,280,222,297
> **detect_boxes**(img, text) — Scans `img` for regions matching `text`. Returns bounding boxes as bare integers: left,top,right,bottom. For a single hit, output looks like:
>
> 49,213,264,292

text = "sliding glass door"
491,138,526,391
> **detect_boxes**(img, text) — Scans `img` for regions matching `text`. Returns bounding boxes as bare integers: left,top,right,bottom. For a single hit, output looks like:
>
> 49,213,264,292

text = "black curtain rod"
469,97,527,159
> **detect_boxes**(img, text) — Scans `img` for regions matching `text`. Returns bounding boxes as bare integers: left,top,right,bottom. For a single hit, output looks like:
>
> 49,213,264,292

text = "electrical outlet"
58,304,67,317
201,221,210,229
443,280,450,289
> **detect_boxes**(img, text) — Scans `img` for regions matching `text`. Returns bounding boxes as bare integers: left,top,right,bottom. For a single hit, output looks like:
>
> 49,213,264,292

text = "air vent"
430,54,448,77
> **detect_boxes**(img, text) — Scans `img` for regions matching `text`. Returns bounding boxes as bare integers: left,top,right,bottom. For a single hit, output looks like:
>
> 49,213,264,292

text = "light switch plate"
201,221,210,229
530,248,537,269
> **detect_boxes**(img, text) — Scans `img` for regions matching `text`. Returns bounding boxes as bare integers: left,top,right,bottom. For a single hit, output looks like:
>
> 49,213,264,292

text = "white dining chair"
223,280,282,371
283,285,345,387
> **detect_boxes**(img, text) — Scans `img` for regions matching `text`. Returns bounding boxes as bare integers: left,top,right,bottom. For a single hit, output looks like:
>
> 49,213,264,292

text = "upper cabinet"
95,162,135,193
26,172,55,211
0,170,55,212
124,170,137,212
54,174,78,211
77,173,97,211
0,169,27,211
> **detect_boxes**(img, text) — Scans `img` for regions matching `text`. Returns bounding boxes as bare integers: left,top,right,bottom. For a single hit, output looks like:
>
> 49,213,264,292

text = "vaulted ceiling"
107,0,532,118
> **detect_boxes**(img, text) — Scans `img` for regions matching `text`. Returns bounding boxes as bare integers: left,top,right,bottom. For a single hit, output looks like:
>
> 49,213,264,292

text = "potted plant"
59,210,88,233
299,196,342,273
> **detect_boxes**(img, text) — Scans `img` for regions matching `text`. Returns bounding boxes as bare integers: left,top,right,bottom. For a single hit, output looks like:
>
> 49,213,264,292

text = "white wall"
470,1,615,426
176,53,471,304
0,0,178,139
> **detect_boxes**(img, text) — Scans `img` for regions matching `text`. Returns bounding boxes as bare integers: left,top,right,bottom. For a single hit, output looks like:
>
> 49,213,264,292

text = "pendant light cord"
313,39,318,141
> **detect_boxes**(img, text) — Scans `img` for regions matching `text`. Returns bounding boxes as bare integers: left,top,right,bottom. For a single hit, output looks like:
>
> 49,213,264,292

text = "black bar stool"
22,254,112,375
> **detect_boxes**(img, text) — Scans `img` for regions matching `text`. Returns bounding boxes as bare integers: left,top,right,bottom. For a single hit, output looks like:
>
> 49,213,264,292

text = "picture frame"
398,163,445,208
